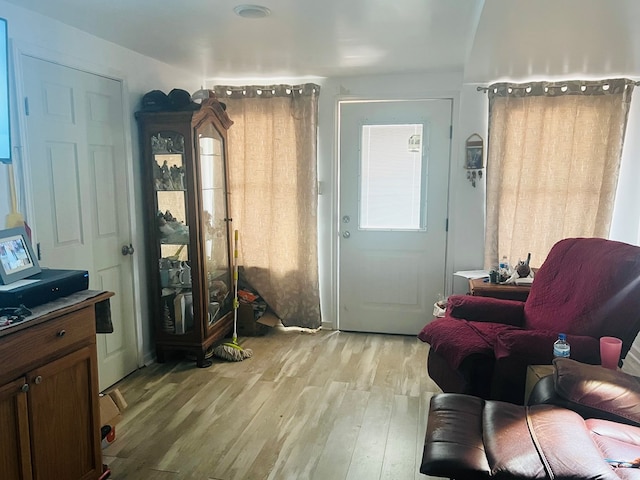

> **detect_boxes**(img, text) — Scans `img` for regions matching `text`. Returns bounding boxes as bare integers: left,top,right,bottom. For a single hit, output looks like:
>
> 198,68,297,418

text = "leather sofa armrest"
529,359,640,426
445,294,525,326
552,358,640,425
527,374,640,427
586,418,640,446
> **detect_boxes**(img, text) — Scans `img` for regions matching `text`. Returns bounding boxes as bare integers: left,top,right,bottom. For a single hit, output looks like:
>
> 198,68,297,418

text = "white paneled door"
22,56,138,391
339,100,451,334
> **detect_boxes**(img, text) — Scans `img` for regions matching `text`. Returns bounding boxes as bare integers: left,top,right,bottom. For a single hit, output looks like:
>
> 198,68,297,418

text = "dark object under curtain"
214,84,322,329
419,237,640,404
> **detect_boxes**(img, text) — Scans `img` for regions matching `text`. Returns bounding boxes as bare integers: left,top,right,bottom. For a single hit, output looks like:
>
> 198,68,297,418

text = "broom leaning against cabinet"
213,230,253,361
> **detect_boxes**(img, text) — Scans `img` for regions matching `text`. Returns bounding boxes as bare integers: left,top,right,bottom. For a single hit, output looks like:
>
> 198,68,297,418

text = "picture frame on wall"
465,133,484,169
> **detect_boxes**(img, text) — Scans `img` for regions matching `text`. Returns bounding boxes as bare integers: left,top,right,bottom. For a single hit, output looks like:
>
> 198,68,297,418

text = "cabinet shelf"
159,238,189,245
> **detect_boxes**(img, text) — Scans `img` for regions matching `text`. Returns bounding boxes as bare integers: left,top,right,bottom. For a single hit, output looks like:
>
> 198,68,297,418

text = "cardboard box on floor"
100,388,127,448
237,303,280,336
100,388,127,428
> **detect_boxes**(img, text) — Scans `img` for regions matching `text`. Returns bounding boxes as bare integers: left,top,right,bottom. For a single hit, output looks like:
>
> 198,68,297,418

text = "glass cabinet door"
197,123,232,328
151,131,193,335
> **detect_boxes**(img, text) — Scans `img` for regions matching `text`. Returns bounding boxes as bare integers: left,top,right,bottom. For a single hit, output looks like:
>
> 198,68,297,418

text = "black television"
0,18,10,164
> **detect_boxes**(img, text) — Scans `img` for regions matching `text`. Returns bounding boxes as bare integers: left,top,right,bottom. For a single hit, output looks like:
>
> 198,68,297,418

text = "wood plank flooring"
103,327,442,480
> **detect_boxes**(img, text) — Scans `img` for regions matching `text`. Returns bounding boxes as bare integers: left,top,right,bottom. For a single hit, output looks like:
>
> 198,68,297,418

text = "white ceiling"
5,0,640,83
467,0,640,83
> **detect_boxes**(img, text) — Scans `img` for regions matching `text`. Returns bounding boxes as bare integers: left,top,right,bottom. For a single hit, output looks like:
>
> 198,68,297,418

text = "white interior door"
339,99,451,334
21,56,138,391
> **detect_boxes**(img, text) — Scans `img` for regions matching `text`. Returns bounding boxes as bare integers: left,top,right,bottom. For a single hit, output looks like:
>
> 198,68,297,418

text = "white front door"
338,99,451,334
21,56,138,391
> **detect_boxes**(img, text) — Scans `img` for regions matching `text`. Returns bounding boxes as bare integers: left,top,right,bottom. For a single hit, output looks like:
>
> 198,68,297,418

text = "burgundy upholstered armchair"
419,237,640,404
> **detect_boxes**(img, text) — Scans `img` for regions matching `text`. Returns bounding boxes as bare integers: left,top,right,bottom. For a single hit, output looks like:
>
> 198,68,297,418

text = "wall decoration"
465,133,484,187
465,134,484,169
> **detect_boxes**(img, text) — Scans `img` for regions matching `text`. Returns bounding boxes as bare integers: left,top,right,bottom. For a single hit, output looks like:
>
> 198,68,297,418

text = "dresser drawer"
0,306,95,384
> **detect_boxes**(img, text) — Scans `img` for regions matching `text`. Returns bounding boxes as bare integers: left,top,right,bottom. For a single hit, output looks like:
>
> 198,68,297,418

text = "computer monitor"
0,227,41,284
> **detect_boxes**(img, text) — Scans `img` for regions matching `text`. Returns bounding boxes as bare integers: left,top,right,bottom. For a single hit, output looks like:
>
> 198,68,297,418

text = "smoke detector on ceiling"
233,4,271,18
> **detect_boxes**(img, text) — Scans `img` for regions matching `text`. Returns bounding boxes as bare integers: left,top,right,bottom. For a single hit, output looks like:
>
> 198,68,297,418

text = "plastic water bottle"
499,255,511,279
553,333,571,358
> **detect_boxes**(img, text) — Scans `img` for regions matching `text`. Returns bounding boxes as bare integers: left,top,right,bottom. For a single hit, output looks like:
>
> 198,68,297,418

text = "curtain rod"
477,79,640,92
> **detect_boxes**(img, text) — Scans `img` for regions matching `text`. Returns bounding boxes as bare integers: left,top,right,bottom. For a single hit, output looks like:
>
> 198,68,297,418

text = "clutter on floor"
235,265,279,337
100,388,127,449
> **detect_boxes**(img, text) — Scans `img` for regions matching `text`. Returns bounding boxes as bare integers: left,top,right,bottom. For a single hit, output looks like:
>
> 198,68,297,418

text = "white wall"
613,90,640,374
611,91,640,245
0,0,202,365
450,84,489,294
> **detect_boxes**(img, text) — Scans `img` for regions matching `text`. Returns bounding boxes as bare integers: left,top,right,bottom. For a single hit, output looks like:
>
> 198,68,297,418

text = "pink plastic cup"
600,337,623,370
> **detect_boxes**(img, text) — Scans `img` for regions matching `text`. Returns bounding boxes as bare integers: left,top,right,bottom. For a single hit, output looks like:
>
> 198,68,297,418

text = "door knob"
121,244,135,255
342,231,351,239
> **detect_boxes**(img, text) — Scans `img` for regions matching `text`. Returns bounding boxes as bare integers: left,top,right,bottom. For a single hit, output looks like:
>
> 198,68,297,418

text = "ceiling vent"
233,4,271,19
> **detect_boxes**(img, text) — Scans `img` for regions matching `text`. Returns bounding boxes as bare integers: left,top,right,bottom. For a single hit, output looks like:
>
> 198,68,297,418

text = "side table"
468,278,532,302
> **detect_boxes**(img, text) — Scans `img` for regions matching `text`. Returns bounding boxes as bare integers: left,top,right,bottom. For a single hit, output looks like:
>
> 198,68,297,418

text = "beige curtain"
484,79,634,269
213,84,321,329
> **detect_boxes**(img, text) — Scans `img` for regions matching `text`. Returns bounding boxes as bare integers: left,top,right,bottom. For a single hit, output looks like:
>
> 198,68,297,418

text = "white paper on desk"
0,279,40,291
454,270,490,280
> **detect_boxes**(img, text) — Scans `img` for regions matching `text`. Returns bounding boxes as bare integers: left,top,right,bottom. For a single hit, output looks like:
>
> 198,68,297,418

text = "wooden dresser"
0,291,113,480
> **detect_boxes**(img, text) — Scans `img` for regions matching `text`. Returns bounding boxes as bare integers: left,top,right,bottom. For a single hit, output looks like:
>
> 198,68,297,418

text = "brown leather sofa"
421,359,640,479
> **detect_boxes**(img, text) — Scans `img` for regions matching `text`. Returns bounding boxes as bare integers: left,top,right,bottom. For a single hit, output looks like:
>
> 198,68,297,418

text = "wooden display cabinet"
136,96,234,367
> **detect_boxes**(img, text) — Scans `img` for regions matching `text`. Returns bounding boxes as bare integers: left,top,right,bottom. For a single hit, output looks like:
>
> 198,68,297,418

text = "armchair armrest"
494,330,600,364
446,294,525,327
490,331,600,404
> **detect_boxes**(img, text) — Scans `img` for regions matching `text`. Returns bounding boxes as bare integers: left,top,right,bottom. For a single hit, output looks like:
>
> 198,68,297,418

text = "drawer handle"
57,329,66,337
34,376,42,385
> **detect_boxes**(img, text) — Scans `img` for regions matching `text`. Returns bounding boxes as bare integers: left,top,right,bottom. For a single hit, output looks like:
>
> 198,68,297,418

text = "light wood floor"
103,327,442,480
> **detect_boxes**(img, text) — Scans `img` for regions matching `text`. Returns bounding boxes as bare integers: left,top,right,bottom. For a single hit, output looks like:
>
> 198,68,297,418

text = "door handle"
121,244,135,256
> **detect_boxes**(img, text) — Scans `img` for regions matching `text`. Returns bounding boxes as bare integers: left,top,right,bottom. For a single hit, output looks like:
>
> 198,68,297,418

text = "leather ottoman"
421,393,622,479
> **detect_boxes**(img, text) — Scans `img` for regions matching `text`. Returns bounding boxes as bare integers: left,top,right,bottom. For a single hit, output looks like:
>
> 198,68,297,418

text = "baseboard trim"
142,351,156,367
